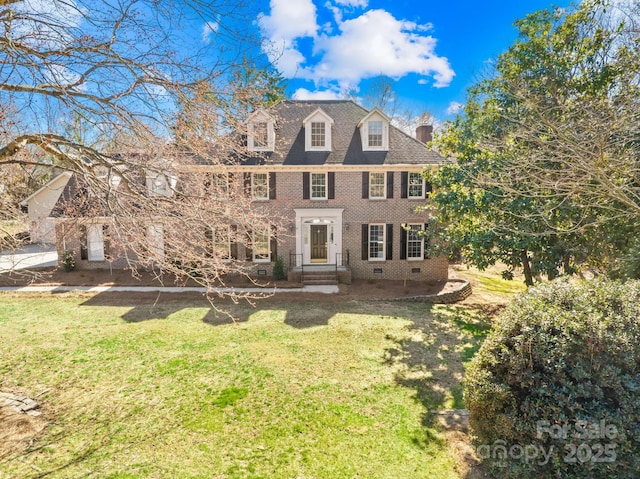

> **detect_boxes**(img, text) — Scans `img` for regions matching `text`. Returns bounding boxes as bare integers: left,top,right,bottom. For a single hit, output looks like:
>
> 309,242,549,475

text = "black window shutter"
361,224,369,260
243,173,251,196
103,225,110,258
424,223,430,259
386,224,393,260
245,230,253,261
425,181,433,198
80,225,88,260
362,172,369,199
270,226,278,262
328,172,335,199
269,172,276,200
302,172,310,199
400,226,407,260
387,172,394,198
204,226,213,257
401,171,408,198
230,225,238,260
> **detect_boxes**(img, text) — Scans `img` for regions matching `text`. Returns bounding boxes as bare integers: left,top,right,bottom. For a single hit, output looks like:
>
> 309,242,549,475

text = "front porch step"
302,271,339,285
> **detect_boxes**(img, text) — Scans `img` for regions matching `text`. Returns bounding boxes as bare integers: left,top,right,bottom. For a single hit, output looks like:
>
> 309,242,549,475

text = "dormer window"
253,122,268,148
303,108,334,151
359,109,390,151
248,110,275,151
311,122,326,148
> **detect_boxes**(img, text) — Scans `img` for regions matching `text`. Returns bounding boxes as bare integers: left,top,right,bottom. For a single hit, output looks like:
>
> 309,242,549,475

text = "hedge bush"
465,279,640,478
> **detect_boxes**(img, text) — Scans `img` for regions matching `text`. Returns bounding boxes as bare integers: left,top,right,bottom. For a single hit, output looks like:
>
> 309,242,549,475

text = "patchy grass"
0,292,471,479
452,264,526,305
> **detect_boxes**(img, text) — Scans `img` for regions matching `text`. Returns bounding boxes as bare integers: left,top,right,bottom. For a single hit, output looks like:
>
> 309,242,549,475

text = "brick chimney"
416,124,433,144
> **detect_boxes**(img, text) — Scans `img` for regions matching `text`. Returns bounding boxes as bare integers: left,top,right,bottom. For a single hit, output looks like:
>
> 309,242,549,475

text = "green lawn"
0,291,495,478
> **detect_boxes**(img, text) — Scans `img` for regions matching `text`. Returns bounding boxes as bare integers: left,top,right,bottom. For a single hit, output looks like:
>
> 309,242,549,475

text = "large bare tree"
0,0,286,297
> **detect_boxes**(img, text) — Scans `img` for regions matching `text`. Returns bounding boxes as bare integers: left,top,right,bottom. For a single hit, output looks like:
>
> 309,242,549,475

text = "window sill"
368,258,385,262
407,257,423,262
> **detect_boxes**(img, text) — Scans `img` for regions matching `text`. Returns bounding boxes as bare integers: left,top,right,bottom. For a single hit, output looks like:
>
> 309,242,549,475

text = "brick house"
52,100,448,283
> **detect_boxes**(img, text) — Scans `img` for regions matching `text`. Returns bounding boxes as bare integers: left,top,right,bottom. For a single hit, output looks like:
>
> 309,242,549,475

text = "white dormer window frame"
303,108,334,152
247,110,276,152
147,171,177,197
359,109,390,151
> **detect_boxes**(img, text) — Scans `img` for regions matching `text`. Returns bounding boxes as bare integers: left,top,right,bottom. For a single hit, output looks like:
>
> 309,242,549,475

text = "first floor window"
311,173,327,199
369,172,385,199
213,226,231,260
252,173,268,200
81,224,106,261
369,224,385,260
148,224,165,261
407,224,424,259
253,229,270,262
408,172,424,199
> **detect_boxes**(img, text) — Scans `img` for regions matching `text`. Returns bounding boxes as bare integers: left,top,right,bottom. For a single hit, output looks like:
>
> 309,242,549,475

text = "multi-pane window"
369,224,385,260
210,173,228,199
213,226,231,260
253,229,270,262
253,122,268,148
369,172,385,199
407,224,424,259
368,121,383,147
252,173,268,200
311,173,327,200
408,172,424,198
311,122,326,147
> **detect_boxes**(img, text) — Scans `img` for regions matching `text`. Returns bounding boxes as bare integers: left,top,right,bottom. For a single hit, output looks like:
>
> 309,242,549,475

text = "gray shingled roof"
242,100,444,167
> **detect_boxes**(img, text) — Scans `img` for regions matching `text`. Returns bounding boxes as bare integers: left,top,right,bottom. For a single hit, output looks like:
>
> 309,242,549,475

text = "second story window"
311,122,325,148
252,173,268,200
368,121,383,147
311,173,327,200
408,172,424,199
247,110,275,151
369,172,386,199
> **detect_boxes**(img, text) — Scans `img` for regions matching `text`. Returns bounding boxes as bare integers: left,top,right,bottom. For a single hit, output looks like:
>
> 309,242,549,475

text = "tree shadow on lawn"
80,292,336,327
384,302,493,478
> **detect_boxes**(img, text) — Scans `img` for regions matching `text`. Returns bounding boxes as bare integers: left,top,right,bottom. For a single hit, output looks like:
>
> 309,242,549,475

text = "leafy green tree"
429,0,640,283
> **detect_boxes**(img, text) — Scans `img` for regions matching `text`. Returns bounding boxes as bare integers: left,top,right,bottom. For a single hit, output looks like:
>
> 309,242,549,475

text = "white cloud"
417,79,428,85
259,0,319,78
446,101,463,115
260,2,454,91
258,0,318,41
334,0,368,7
292,87,342,100
308,10,454,88
201,21,219,44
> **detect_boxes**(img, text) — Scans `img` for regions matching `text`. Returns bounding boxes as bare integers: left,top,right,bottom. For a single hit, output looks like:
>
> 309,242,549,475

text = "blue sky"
255,0,574,122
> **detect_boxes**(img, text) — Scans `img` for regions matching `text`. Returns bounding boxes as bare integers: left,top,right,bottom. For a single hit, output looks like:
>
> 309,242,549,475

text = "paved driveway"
0,244,58,272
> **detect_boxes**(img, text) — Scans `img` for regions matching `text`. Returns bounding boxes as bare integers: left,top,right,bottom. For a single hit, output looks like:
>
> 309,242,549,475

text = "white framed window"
311,173,327,200
210,173,229,200
304,108,333,151
247,110,275,152
147,172,176,197
311,122,325,148
369,172,386,199
368,121,383,147
87,224,105,261
213,226,231,261
252,173,268,201
252,122,268,148
407,224,424,260
369,224,385,261
408,172,425,199
360,109,390,151
253,229,270,263
147,224,165,261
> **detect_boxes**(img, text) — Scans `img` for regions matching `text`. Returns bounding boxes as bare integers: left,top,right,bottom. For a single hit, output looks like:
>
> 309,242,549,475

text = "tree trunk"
521,249,534,287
